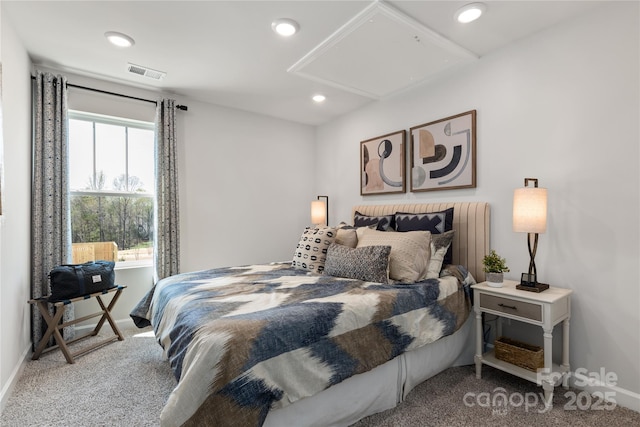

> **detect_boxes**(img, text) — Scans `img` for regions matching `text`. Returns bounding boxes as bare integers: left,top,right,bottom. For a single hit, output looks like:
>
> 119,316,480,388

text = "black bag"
48,261,116,302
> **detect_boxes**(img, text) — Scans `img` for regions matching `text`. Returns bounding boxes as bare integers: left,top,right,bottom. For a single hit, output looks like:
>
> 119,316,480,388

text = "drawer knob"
498,303,517,310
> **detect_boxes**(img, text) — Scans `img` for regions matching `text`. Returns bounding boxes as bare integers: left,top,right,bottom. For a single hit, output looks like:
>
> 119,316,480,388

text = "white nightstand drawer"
479,293,542,322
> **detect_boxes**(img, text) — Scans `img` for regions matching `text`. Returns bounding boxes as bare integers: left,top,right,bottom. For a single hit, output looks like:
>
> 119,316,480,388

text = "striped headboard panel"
351,202,490,282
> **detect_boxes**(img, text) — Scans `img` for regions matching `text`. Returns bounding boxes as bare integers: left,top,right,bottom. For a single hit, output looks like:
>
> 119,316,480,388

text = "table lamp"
311,196,328,226
513,178,549,292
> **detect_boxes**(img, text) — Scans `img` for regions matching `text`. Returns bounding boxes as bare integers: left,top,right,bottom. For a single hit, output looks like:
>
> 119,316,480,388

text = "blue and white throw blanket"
131,262,474,427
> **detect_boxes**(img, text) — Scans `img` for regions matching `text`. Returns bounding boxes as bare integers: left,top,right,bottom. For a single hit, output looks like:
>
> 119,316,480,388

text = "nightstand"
472,280,572,405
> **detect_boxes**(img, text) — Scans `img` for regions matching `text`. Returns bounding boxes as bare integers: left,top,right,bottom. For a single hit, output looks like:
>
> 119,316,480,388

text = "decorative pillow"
292,226,337,274
324,243,391,284
336,222,358,248
394,208,454,264
354,211,394,231
426,230,456,279
356,227,431,283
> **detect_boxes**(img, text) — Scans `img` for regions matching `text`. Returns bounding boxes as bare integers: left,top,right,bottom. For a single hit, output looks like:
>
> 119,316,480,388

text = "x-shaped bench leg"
32,301,75,363
93,289,125,340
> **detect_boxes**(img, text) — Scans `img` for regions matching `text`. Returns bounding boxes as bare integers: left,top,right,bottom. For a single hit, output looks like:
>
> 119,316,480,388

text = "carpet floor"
1,327,638,426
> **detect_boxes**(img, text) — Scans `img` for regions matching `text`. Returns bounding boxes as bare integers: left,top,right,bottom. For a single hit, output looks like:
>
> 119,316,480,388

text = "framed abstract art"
360,130,406,195
410,110,476,192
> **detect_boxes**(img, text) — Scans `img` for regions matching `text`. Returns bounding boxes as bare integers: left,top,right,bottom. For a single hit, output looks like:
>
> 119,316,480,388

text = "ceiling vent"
127,63,166,80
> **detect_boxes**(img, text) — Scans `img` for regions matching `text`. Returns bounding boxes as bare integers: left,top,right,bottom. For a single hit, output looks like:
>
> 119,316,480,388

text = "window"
68,111,155,266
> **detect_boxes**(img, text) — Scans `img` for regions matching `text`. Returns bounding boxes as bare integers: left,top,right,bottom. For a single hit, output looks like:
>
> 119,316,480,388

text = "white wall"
0,11,33,413
0,1,3,411
316,2,639,409
178,99,315,272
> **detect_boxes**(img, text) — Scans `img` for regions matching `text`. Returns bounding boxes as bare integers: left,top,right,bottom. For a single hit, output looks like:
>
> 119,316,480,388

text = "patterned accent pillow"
292,227,337,274
354,211,394,231
336,222,358,248
426,230,456,279
324,244,391,284
356,227,431,283
394,208,454,264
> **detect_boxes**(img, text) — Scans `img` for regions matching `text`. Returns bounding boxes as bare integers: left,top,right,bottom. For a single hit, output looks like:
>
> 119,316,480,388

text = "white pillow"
356,228,431,283
292,226,337,274
335,222,358,248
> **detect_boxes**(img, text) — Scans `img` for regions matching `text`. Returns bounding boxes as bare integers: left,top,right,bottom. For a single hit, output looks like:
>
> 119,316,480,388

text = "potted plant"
483,250,510,287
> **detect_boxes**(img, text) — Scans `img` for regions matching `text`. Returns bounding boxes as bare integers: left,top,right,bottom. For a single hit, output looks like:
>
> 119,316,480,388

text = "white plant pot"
486,272,504,288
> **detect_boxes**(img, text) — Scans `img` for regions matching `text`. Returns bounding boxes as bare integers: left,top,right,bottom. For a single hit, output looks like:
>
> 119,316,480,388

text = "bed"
131,202,490,427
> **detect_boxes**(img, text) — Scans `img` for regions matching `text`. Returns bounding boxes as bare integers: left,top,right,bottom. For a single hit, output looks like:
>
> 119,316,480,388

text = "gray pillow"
394,208,454,264
426,230,456,278
324,243,391,283
354,211,394,231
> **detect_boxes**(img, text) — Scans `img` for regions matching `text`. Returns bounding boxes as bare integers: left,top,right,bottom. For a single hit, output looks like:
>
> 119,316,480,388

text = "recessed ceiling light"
105,31,135,48
454,3,486,24
312,94,326,103
272,18,299,37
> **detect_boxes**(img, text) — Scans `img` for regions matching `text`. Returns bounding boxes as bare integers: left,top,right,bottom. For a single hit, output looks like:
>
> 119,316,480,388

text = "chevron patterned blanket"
131,262,474,427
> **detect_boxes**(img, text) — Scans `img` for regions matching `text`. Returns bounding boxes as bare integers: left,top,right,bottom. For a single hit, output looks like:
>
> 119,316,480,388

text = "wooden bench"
28,285,126,364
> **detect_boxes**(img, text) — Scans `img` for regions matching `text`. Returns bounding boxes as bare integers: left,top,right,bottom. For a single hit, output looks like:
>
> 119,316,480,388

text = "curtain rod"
68,82,188,111
69,83,188,111
31,75,188,111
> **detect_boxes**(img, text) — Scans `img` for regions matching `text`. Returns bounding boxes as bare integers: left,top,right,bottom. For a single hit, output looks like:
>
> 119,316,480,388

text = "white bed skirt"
264,314,475,427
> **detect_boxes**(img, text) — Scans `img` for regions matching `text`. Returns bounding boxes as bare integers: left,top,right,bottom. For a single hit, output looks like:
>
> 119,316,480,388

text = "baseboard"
569,369,640,413
74,317,136,334
0,343,31,416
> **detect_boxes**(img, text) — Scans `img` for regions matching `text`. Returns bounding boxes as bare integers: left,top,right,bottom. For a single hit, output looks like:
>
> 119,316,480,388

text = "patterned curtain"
31,71,73,349
154,99,180,281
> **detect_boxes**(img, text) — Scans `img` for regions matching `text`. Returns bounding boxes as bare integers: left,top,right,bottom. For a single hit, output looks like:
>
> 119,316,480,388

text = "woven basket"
494,336,543,372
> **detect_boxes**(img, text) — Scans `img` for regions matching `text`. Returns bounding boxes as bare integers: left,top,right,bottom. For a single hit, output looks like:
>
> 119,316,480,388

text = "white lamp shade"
513,187,547,233
311,200,326,225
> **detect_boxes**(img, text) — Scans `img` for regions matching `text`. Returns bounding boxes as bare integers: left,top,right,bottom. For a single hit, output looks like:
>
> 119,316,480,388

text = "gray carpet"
1,327,639,426
1,327,175,427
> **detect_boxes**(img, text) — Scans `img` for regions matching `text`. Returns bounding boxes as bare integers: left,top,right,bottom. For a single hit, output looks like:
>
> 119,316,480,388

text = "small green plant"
482,250,510,273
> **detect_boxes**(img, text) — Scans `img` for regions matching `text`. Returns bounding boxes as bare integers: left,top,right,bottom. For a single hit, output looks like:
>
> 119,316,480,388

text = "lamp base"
516,283,549,293
520,272,536,286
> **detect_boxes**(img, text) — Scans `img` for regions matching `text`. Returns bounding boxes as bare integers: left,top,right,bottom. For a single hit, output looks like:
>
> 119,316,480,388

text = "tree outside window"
69,111,154,265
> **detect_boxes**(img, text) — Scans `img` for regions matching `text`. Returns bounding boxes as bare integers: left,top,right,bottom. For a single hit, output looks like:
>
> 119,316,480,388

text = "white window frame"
68,110,155,268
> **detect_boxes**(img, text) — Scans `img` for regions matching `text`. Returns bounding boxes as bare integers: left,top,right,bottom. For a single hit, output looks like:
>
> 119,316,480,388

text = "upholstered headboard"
352,202,490,282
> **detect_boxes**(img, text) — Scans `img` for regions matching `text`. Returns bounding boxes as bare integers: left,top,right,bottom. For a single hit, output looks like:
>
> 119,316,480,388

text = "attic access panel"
289,2,478,99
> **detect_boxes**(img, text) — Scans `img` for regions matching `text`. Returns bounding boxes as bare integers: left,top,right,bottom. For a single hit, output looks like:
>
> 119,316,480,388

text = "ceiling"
3,1,602,126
